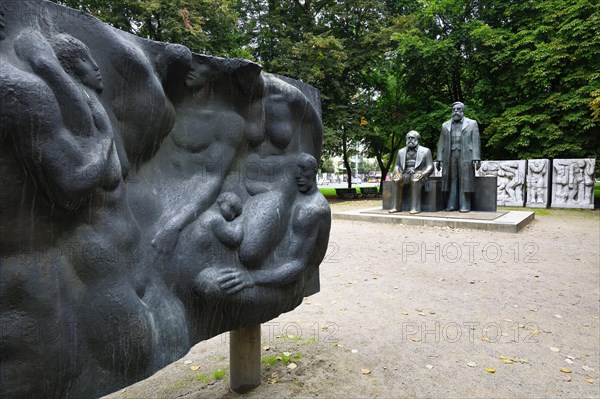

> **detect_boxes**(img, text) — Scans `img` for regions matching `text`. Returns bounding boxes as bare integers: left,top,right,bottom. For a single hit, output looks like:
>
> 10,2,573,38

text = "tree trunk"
342,127,353,188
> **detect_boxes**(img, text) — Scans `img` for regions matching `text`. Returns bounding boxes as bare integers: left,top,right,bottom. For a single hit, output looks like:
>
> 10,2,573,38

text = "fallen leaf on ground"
486,368,496,373
287,363,297,369
481,337,490,342
401,312,409,316
351,349,358,354
361,368,371,375
585,379,594,384
426,365,434,370
549,347,560,352
560,368,572,373
282,352,292,357
184,360,193,365
467,362,477,368
190,365,200,371
582,365,595,372
499,355,528,364
563,376,572,382
268,371,280,384
411,338,421,342
565,359,573,364
554,314,563,319
263,346,271,351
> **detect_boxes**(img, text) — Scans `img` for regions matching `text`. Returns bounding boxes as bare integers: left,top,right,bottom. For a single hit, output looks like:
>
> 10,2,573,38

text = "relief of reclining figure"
0,1,331,398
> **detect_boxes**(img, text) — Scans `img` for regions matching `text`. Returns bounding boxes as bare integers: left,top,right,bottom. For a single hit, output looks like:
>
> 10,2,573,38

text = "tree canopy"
51,0,600,178
50,0,250,57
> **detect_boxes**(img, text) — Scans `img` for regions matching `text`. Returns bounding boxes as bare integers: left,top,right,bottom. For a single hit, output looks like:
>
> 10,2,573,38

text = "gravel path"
106,200,600,399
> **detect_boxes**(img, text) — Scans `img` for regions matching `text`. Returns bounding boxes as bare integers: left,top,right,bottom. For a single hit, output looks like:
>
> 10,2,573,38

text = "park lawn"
322,184,598,208
318,187,338,198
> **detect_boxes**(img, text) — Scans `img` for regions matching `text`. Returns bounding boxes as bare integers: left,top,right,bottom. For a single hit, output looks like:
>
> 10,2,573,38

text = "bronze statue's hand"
392,172,401,182
435,161,442,171
217,268,254,295
412,172,423,181
473,160,481,171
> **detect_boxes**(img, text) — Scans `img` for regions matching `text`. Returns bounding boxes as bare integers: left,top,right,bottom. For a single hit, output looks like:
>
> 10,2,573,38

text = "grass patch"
500,206,551,216
530,208,551,216
188,372,211,384
212,369,226,381
261,352,301,368
262,355,279,367
299,336,316,345
319,187,337,198
187,368,227,385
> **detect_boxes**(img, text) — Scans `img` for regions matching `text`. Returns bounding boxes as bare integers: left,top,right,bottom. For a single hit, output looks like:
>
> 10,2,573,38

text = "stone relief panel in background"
477,160,526,207
551,158,596,209
525,159,550,208
0,1,330,398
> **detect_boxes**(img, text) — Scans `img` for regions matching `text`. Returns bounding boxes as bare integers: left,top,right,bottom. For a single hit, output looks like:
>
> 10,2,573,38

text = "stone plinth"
382,176,497,212
334,208,534,233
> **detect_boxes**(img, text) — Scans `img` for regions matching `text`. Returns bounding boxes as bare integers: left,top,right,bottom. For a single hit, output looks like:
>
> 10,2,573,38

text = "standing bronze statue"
389,131,434,214
435,102,481,212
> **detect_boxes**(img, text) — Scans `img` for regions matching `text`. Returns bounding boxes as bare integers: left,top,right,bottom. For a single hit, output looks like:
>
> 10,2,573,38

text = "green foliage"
188,372,210,384
261,355,279,367
211,368,226,380
320,158,336,174
51,0,248,57
318,187,337,198
469,0,600,160
50,0,599,163
373,0,600,162
261,351,301,368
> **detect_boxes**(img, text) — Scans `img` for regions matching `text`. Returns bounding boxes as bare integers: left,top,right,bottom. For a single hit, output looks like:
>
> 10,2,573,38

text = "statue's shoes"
388,209,400,213
409,210,420,214
444,207,456,212
459,208,471,213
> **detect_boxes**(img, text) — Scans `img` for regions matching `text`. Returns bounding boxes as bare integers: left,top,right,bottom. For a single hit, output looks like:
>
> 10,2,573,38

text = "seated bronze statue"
388,131,434,214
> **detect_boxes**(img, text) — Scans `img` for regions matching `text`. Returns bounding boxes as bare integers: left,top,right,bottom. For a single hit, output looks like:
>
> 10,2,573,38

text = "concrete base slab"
333,207,534,233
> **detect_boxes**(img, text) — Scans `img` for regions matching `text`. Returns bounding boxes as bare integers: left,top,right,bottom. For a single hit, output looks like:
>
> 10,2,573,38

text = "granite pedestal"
382,176,497,213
